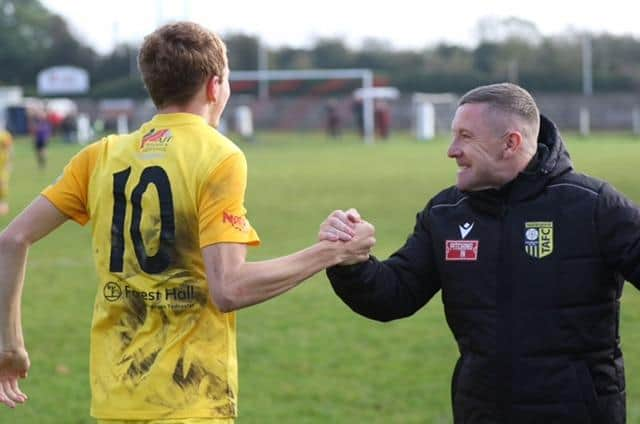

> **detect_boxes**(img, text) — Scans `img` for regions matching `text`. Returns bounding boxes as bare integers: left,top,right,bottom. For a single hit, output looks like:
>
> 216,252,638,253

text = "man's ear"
504,131,523,157
206,75,220,104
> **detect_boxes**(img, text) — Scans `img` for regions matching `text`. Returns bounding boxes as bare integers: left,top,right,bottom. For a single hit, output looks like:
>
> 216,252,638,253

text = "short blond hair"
459,83,540,140
138,21,227,108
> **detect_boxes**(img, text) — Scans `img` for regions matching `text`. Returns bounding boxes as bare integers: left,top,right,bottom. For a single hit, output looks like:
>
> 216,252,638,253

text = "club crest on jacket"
524,221,554,258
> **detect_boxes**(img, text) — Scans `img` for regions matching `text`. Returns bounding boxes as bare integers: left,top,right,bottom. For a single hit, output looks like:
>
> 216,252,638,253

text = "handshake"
318,208,376,266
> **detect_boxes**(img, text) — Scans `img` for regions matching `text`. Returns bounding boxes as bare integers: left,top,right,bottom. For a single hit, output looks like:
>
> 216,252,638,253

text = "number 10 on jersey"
109,166,175,274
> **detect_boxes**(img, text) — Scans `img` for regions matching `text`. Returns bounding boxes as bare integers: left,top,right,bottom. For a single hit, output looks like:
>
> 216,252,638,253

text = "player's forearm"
0,233,28,349
212,241,343,312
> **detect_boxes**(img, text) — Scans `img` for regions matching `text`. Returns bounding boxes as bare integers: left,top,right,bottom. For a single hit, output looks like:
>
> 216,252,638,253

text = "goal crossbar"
230,68,376,143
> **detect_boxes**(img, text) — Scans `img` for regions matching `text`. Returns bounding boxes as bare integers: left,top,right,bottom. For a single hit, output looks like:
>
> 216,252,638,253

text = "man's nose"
447,142,461,158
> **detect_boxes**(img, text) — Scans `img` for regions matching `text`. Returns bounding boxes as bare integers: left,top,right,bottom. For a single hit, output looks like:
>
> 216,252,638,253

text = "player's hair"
138,21,227,109
459,82,540,141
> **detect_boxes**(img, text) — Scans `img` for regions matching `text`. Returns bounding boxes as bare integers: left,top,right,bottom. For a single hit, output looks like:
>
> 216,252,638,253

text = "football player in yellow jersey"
0,22,374,422
0,127,12,216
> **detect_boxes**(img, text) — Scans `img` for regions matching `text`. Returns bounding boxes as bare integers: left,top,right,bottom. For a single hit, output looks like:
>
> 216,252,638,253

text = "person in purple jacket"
33,115,52,169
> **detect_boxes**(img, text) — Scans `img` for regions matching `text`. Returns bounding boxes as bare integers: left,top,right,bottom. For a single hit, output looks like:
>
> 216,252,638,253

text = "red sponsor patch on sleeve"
223,211,248,232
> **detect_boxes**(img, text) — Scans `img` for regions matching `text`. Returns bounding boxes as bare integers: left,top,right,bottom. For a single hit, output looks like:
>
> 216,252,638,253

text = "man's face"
209,65,231,128
448,103,507,191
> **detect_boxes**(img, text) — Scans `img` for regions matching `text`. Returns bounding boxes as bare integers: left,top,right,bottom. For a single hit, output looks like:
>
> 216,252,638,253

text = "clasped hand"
318,208,376,265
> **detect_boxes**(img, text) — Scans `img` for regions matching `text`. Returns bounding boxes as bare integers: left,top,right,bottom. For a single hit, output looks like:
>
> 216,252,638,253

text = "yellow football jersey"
42,113,260,420
0,129,11,155
0,130,13,200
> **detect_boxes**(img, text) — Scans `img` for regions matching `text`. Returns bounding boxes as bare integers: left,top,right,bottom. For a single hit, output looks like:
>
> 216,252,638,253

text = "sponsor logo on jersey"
223,211,249,232
103,281,197,303
524,221,554,258
140,128,173,151
445,240,479,261
103,281,122,301
458,222,474,239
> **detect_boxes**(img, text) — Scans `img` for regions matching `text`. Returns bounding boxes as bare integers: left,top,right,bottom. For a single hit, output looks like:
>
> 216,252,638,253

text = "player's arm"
0,196,69,408
202,222,374,312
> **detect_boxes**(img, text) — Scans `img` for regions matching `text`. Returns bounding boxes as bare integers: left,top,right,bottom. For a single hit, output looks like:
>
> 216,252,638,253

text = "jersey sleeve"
41,141,101,225
198,151,260,247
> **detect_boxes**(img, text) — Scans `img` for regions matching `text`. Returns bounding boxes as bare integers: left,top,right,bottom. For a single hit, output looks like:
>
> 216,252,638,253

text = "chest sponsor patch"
445,240,479,261
524,221,553,258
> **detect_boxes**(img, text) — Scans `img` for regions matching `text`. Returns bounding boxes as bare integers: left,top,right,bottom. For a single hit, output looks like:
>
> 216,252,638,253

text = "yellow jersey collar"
149,113,208,127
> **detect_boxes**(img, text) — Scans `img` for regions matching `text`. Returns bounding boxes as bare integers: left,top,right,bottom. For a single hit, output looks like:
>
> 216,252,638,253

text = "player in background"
0,127,13,216
32,114,51,169
0,21,374,423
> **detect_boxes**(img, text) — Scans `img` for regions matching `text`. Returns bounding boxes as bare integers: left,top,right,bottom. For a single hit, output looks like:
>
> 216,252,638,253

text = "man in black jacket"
320,82,640,423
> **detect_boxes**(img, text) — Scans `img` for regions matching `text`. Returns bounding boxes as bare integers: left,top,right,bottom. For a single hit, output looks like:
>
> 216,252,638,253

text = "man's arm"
597,183,640,285
0,196,69,408
202,222,375,312
321,209,441,322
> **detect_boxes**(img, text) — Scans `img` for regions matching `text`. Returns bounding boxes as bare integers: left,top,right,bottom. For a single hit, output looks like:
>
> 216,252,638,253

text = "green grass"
1,130,640,423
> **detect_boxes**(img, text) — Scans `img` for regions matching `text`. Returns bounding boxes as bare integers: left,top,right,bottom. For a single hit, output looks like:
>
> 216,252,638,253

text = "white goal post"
230,69,376,143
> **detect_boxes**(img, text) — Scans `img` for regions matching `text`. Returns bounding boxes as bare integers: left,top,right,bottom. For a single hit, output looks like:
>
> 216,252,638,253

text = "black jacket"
328,116,640,423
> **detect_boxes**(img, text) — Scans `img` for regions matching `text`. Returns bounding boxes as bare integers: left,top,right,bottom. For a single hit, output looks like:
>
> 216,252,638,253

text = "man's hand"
318,208,362,242
0,348,29,408
339,220,376,265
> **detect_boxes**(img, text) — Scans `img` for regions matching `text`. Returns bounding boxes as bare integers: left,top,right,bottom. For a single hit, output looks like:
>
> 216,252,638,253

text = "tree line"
2,1,639,97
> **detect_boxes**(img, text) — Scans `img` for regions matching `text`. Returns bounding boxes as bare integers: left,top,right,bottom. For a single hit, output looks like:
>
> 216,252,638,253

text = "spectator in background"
234,104,254,142
325,99,342,138
61,114,77,143
33,115,51,169
46,110,64,135
0,127,12,216
374,100,391,139
351,98,364,137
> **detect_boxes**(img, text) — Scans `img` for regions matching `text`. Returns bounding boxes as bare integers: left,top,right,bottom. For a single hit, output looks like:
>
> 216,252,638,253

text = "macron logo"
459,222,474,239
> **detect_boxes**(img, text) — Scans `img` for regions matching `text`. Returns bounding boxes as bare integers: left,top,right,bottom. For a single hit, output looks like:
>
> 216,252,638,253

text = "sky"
41,0,640,55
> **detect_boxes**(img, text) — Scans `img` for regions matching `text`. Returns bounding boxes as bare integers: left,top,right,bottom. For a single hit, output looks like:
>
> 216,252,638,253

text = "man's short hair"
459,83,540,140
138,21,227,109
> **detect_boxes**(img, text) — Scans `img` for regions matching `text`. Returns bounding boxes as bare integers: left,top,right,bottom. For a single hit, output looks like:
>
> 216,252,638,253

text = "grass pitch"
1,130,639,423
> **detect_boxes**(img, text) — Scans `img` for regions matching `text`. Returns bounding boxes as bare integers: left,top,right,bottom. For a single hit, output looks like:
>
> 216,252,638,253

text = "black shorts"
35,138,47,150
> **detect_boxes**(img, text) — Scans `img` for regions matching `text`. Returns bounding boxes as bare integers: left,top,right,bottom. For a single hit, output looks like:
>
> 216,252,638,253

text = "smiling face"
448,102,511,192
